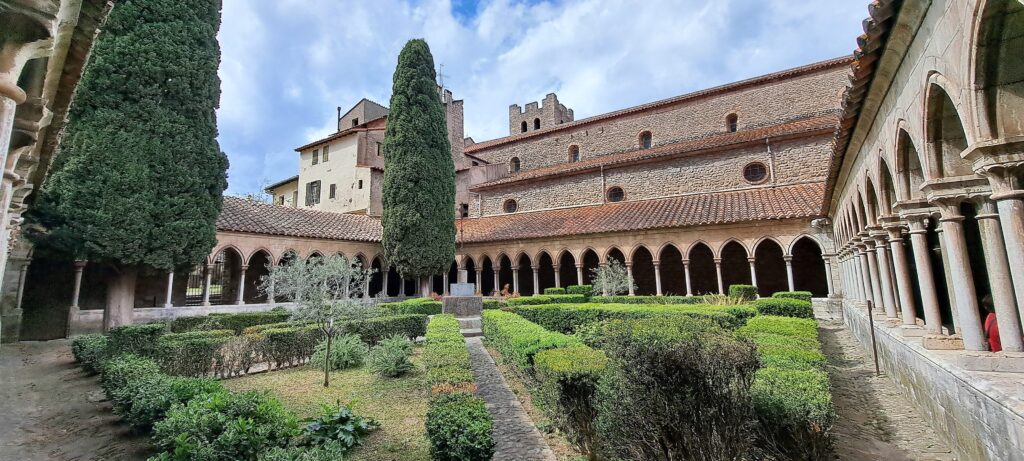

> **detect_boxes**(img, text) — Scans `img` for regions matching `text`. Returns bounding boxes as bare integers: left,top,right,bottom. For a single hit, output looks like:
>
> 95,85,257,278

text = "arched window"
503,199,518,213
510,157,521,173
606,186,625,202
726,113,738,132
568,145,580,162
534,118,541,130
520,121,528,133
639,131,652,149
743,162,768,183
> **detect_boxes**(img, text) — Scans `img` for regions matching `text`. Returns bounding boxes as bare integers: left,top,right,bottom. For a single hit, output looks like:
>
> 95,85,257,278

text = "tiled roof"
464,56,853,154
264,175,298,191
458,183,826,243
217,196,382,242
471,114,839,191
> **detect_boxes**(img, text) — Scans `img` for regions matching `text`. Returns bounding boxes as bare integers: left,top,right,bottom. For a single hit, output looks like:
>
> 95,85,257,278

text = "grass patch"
225,348,431,461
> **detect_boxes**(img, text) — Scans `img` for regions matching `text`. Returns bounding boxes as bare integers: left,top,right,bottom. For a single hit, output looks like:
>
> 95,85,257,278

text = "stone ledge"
922,334,965,350
959,352,1024,374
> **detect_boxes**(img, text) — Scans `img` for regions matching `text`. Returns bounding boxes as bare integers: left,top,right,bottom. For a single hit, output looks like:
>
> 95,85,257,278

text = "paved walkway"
0,340,151,460
818,319,956,460
465,337,556,461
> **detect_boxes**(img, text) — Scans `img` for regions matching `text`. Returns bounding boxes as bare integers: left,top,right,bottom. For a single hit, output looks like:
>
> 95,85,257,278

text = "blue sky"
216,0,869,195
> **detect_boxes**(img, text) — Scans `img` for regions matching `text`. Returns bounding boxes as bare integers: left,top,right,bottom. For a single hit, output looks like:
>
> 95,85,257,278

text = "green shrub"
213,311,293,334
740,315,819,340
301,401,379,449
168,315,225,333
752,368,835,459
151,390,300,460
480,310,580,371
380,297,442,316
504,294,587,306
71,334,108,374
261,325,323,369
426,392,495,461
729,284,758,301
565,285,592,296
589,295,704,304
543,287,567,295
257,442,349,461
722,305,759,323
344,314,427,345
424,315,475,389
107,323,167,357
125,376,225,431
98,354,161,408
482,299,505,310
367,335,414,377
310,334,367,371
755,297,814,318
507,303,743,334
594,317,760,460
154,329,234,377
241,320,316,335
534,346,607,457
772,291,813,302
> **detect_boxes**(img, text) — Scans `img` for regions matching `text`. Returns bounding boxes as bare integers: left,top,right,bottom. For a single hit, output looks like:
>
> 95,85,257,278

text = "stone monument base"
443,296,483,317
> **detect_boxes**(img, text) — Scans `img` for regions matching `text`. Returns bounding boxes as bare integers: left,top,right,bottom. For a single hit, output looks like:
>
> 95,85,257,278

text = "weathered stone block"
922,334,965,350
899,325,926,337
442,296,482,317
959,352,1024,373
449,282,476,297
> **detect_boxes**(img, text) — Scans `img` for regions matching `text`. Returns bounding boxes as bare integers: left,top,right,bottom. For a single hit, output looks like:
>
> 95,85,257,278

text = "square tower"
508,93,574,135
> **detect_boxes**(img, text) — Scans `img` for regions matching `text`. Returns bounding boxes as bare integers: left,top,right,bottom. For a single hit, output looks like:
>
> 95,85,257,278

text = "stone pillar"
653,261,663,296
575,263,584,288
443,272,449,296
493,271,500,295
683,259,693,296
871,233,899,318
383,269,390,297
748,258,758,290
855,245,874,304
236,265,247,305
823,256,835,297
714,258,724,295
600,262,609,296
363,273,370,299
886,226,917,325
976,200,1024,352
783,255,795,292
532,266,540,296
475,269,483,294
70,260,86,310
163,271,174,308
553,265,561,289
202,263,213,306
626,263,635,296
906,218,943,333
512,268,520,294
936,202,986,351
981,166,1024,337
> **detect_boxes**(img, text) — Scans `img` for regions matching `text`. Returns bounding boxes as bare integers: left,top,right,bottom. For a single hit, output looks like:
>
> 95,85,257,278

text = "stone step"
460,328,483,338
457,317,481,329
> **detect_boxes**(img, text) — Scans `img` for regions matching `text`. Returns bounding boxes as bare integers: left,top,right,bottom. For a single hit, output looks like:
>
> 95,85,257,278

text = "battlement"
508,93,574,135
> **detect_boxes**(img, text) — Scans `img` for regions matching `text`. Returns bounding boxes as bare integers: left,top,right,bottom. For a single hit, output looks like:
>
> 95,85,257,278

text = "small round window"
607,186,625,202
743,162,768,183
503,199,518,213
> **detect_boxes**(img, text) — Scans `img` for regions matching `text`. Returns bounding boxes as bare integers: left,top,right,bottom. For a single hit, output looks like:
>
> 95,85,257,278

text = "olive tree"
590,259,635,296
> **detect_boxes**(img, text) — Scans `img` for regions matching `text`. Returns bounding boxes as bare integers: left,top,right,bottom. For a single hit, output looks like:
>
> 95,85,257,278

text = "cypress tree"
381,39,455,294
29,0,228,329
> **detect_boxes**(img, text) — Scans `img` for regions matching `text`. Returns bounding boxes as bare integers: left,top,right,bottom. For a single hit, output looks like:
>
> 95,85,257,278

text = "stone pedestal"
899,325,926,337
449,282,476,297
442,295,483,317
922,334,965,350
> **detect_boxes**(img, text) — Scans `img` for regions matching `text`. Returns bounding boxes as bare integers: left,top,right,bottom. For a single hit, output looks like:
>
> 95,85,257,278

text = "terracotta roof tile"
458,183,826,243
471,114,839,191
217,196,382,242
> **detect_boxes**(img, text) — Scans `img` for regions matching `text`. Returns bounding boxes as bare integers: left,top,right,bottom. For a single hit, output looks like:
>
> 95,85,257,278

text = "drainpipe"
766,137,777,185
600,165,606,203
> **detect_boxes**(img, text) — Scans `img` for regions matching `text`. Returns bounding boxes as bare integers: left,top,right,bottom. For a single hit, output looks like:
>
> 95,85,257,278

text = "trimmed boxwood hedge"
154,329,235,377
426,392,495,461
71,334,109,374
482,299,505,310
423,315,474,389
345,314,428,345
755,297,814,318
543,287,567,295
533,345,607,457
772,291,813,302
170,310,292,334
380,297,442,316
507,303,746,334
589,295,705,305
504,294,588,306
107,323,167,357
729,284,758,301
480,310,580,370
565,285,593,296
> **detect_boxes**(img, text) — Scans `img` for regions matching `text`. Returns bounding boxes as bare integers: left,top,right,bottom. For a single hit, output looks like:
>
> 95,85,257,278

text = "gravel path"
0,340,151,461
819,320,956,460
465,337,556,461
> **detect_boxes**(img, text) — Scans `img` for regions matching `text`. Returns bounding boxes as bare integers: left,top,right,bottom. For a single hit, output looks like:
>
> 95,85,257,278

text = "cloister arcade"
831,0,1024,353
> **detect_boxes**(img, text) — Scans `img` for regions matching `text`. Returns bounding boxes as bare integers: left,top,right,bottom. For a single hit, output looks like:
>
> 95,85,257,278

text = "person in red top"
982,295,1001,353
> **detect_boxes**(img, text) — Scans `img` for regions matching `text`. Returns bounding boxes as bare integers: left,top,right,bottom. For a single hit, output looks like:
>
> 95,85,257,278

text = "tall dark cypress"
30,0,228,328
381,39,455,291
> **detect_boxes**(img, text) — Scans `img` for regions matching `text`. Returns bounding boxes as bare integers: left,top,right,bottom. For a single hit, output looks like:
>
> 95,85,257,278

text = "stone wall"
842,299,1024,461
472,61,849,172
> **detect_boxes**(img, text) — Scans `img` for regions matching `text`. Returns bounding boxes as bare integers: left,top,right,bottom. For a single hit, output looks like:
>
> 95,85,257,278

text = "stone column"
493,271,500,295
976,200,1024,351
532,266,540,296
822,255,835,297
512,268,520,294
886,226,917,325
443,272,449,296
714,258,724,294
15,261,29,319
201,264,213,306
383,269,390,297
553,265,561,289
363,274,370,299
871,233,899,318
783,256,795,292
855,244,874,304
626,263,635,296
863,240,884,310
981,166,1024,336
748,258,758,290
600,262,609,296
575,263,584,287
935,202,986,351
70,260,86,310
164,271,174,308
653,261,663,296
235,265,247,305
475,269,483,294
683,259,693,296
906,218,942,333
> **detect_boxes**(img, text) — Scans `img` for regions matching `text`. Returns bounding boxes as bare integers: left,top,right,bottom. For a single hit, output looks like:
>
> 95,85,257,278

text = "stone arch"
791,236,828,297
580,248,600,285
464,256,477,287
972,0,1024,140
557,249,578,287
863,176,880,225
853,191,868,232
536,251,556,294
753,238,787,297
509,157,522,173
211,246,244,305
631,245,656,295
244,249,272,304
720,240,750,292
245,247,274,266
894,123,926,200
209,244,243,265
369,257,384,297
516,252,534,296
688,242,717,295
925,75,973,179
878,157,898,215
658,243,686,296
480,255,496,296
604,246,625,264
497,254,514,295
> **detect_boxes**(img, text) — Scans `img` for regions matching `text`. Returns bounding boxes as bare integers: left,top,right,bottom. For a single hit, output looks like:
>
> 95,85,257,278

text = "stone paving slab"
465,337,556,461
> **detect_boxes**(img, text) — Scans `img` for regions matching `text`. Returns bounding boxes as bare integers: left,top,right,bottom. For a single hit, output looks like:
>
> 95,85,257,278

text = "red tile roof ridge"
217,196,382,242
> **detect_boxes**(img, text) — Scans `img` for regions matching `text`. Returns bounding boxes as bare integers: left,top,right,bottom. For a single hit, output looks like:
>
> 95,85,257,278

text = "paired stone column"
871,231,899,318
783,256,795,292
475,269,483,294
863,240,884,310
512,268,520,294
553,265,561,289
975,199,1024,351
626,263,635,296
980,165,1024,336
70,260,86,310
885,225,917,325
236,265,247,305
653,261,662,296
443,272,449,296
683,259,693,296
382,270,390,297
575,263,584,288
935,201,986,351
164,271,174,308
747,258,758,290
600,262,609,296
714,258,724,294
822,255,835,297
905,217,942,333
201,263,213,306
854,243,874,305
531,266,540,296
